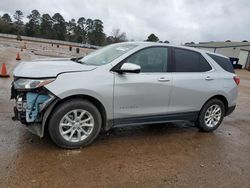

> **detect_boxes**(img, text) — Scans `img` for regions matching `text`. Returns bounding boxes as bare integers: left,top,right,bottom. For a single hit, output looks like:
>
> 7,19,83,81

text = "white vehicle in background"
11,42,239,149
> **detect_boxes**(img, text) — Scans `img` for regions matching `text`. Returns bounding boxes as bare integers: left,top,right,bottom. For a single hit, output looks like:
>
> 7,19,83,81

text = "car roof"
118,41,229,59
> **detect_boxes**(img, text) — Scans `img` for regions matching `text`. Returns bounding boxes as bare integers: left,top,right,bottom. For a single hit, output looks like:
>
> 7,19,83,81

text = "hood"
13,58,97,78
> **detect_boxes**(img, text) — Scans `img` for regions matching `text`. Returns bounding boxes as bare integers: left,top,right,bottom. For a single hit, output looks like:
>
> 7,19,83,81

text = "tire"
196,98,225,132
48,99,102,149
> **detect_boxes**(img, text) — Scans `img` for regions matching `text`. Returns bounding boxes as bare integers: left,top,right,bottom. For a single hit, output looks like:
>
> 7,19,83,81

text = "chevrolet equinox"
11,42,239,148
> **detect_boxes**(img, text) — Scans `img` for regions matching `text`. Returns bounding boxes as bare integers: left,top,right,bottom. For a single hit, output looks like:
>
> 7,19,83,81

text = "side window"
125,47,168,72
207,54,235,73
174,48,212,72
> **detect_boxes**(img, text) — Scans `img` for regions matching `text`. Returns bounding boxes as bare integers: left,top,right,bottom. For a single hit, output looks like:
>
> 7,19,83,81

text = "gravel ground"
0,40,249,188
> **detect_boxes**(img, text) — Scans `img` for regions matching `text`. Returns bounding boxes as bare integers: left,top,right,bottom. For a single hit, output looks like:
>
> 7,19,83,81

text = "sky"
0,0,250,44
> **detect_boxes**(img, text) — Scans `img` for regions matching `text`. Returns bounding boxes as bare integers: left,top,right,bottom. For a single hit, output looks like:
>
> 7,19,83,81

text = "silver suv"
11,42,239,148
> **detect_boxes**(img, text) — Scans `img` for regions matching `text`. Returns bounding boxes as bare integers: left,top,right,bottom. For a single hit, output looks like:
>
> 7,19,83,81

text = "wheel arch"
201,94,229,115
42,94,108,138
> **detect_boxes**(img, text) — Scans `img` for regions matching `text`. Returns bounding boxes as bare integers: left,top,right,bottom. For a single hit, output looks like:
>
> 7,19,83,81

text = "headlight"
14,78,55,89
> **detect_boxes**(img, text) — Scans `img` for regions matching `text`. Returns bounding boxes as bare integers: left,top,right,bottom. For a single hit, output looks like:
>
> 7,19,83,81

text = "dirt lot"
0,40,249,188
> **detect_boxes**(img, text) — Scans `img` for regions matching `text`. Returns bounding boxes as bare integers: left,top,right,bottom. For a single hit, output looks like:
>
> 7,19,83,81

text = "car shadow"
97,121,199,141
23,121,209,150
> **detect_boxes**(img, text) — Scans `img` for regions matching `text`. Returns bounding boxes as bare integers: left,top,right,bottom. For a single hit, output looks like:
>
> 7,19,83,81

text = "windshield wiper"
71,57,84,64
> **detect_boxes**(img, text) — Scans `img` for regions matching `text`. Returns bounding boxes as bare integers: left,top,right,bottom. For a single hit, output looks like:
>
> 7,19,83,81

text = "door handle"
205,76,214,81
158,77,170,82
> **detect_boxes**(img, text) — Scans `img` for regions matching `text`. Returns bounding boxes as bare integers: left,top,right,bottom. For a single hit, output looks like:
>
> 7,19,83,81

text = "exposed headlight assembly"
14,78,55,89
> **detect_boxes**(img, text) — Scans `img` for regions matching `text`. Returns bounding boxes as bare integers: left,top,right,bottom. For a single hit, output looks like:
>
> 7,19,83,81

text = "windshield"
78,43,138,66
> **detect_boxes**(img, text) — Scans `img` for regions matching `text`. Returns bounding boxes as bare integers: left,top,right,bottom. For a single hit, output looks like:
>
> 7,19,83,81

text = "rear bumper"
225,105,236,116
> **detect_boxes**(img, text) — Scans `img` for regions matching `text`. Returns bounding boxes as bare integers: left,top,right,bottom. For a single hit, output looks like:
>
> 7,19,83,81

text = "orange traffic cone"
16,52,21,60
0,63,10,78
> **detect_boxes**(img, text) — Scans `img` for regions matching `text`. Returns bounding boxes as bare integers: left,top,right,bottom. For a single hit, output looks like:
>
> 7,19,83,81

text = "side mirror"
117,63,141,73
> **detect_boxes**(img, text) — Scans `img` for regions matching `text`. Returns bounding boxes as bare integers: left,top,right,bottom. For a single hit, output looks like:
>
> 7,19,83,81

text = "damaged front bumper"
11,83,57,137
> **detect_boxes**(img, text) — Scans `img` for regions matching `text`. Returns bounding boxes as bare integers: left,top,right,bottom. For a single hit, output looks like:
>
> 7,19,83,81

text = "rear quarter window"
207,54,235,73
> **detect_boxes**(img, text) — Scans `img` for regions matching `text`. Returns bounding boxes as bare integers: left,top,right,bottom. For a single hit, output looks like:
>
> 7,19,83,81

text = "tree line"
0,10,168,46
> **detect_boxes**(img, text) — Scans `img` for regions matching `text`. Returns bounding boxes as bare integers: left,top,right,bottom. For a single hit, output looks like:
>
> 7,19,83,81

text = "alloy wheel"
204,104,222,128
59,109,94,142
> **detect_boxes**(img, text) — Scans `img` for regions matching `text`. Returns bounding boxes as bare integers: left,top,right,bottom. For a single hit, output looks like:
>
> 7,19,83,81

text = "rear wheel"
196,98,225,132
48,99,102,149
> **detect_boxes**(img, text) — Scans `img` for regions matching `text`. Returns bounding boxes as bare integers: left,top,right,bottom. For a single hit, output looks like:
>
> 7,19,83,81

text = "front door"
113,47,172,121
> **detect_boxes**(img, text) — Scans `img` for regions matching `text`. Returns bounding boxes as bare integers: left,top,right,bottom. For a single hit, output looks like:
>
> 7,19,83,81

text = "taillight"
233,76,240,85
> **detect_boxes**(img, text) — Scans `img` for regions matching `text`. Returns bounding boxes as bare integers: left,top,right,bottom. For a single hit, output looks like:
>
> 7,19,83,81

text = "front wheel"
48,99,102,149
196,98,225,132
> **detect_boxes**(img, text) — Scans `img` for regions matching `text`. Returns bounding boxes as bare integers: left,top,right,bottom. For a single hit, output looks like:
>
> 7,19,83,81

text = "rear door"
113,47,172,120
169,48,216,114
